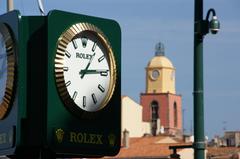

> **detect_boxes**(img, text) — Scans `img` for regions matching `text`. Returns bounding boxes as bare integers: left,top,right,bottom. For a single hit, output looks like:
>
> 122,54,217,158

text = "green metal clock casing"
0,10,46,156
0,10,121,158
47,10,121,156
0,11,21,155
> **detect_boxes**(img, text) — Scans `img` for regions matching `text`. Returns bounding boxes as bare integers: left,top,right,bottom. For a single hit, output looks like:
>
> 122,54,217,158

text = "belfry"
140,42,182,136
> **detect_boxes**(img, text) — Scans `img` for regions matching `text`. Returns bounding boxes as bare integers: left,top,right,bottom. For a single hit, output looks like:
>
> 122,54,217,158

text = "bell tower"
146,42,176,94
140,42,182,137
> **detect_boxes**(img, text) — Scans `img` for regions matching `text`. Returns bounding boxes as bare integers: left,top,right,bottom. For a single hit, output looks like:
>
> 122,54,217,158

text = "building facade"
224,131,240,147
140,43,182,136
121,96,151,138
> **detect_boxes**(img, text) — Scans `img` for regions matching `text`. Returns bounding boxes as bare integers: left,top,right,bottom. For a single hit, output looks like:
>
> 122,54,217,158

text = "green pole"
194,0,205,158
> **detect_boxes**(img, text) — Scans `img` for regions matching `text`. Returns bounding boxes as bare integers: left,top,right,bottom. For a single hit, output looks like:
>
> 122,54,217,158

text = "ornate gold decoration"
0,23,16,120
55,128,65,143
108,133,116,147
54,23,116,113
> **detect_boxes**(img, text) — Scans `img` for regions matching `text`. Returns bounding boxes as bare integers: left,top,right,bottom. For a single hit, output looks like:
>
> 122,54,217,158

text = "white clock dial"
55,23,116,113
64,33,110,112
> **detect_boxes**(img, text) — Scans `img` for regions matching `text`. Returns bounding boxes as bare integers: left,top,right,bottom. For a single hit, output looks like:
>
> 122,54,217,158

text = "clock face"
151,69,160,80
0,23,15,119
55,23,116,113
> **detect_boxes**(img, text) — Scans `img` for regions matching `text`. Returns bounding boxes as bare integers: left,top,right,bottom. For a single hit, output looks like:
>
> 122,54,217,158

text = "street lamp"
193,2,220,159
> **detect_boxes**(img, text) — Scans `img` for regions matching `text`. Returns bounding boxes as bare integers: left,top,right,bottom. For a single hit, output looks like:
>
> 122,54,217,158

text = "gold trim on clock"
0,23,16,120
55,22,116,113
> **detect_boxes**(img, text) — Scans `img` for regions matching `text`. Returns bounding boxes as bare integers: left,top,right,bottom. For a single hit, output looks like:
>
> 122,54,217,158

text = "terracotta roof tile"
207,147,240,157
106,136,191,158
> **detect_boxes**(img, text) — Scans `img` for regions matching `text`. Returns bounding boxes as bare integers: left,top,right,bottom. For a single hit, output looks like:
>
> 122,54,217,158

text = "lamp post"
193,0,220,159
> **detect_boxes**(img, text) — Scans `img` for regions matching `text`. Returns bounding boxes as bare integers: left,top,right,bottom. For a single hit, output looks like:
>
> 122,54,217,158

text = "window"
151,101,159,136
151,101,159,120
174,102,177,127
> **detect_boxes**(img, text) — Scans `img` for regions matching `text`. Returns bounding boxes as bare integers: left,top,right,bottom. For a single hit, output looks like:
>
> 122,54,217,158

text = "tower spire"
155,42,165,56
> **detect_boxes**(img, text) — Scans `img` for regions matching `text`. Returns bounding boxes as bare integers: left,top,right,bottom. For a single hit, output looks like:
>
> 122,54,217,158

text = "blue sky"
0,0,239,139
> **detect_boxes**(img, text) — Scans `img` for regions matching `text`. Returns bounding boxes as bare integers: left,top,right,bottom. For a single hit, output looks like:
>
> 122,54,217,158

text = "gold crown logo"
81,37,88,48
55,128,64,143
108,133,116,147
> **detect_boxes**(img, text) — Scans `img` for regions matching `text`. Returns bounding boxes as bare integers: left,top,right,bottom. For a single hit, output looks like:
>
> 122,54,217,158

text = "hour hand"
80,53,95,79
80,69,109,77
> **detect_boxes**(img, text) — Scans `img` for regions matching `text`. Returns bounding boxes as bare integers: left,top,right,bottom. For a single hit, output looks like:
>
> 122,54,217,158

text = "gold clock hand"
80,53,95,79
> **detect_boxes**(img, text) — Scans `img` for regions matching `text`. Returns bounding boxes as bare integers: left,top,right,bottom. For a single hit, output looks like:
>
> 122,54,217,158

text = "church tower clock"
146,42,176,94
140,42,182,136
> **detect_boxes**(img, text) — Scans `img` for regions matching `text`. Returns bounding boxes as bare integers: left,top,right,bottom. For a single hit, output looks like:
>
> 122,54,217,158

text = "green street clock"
0,9,121,158
55,23,116,114
47,10,121,157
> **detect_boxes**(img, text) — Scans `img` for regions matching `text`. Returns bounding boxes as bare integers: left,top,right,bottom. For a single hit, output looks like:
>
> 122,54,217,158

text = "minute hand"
79,69,109,76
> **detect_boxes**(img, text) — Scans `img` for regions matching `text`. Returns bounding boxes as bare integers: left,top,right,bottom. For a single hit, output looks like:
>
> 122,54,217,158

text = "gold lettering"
96,135,103,144
0,133,7,144
84,133,90,143
77,133,83,143
68,132,103,145
70,132,77,143
89,134,95,144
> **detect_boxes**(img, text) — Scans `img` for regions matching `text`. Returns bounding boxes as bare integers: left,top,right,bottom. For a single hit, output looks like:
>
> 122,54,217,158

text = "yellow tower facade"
146,43,176,94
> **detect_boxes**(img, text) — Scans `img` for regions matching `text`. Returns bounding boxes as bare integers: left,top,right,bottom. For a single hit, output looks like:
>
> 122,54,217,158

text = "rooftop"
208,147,240,158
109,136,191,159
147,56,174,69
